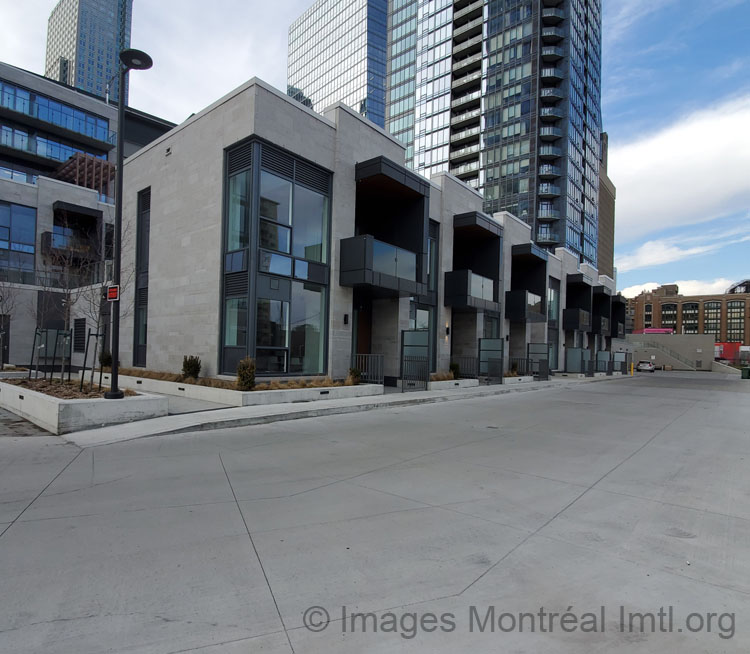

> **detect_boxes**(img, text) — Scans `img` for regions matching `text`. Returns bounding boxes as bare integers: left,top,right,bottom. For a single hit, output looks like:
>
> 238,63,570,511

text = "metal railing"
351,353,384,385
451,355,478,379
628,338,696,369
508,357,533,377
401,355,429,392
372,239,417,282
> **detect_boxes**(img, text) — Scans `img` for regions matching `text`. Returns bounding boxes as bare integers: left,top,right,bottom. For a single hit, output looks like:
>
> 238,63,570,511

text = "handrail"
629,338,696,368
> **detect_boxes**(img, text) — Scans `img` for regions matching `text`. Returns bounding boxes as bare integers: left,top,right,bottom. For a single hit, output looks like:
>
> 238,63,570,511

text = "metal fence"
451,355,478,379
351,353,384,385
401,355,429,392
508,357,533,377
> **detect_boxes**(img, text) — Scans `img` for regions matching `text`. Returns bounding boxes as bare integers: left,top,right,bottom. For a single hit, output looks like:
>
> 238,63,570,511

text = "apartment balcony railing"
453,16,483,40
450,107,481,128
453,0,483,22
538,183,561,198
541,27,565,42
537,207,561,221
542,7,565,23
563,308,592,332
539,126,563,140
505,290,546,323
540,87,564,103
444,269,499,311
536,231,560,245
339,234,423,297
450,160,480,177
451,70,482,92
541,67,564,82
541,46,565,61
0,94,116,145
538,165,562,179
452,34,482,56
539,107,565,121
450,90,481,110
450,125,481,144
451,52,482,74
41,231,97,261
591,315,610,335
0,263,109,288
539,145,563,159
449,143,480,162
543,0,563,5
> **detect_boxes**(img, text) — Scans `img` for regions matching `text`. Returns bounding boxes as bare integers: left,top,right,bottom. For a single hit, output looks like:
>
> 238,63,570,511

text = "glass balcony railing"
470,272,494,301
372,238,417,282
527,292,543,314
1,87,116,144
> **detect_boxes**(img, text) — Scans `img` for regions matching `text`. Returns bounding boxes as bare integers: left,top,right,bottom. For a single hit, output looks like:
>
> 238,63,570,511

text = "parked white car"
636,360,656,373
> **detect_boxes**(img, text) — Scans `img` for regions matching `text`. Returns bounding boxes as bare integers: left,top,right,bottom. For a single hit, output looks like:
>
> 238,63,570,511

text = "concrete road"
1,372,748,653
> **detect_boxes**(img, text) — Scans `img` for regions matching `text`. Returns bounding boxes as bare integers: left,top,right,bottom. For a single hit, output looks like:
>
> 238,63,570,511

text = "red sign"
107,285,120,302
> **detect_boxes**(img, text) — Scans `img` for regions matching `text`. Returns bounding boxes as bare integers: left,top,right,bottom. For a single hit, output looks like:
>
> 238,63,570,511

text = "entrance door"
478,337,504,383
353,300,372,355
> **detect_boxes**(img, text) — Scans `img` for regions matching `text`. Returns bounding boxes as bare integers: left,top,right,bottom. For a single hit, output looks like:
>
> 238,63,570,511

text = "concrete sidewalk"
64,375,633,448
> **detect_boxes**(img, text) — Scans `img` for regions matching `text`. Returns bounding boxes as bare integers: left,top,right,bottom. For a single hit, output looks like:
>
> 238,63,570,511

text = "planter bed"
0,380,167,435
427,378,479,391
89,372,384,407
502,375,535,385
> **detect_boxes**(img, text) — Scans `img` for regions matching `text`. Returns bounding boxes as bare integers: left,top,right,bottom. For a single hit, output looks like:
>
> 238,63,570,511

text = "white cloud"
0,1,313,124
621,278,735,298
615,240,719,273
609,94,750,244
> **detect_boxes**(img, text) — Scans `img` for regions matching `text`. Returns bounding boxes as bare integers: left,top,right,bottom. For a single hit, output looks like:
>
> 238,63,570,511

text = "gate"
478,338,504,384
401,329,429,392
528,342,549,381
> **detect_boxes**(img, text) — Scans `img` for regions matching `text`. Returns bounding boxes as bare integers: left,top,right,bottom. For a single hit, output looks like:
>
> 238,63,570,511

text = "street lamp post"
105,48,152,400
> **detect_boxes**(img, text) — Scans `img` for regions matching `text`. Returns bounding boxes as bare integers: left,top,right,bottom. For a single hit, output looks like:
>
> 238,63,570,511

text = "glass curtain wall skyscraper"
385,0,602,265
45,0,133,104
288,0,388,128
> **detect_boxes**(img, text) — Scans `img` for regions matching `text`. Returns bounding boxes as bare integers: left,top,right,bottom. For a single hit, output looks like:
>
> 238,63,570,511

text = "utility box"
742,368,750,380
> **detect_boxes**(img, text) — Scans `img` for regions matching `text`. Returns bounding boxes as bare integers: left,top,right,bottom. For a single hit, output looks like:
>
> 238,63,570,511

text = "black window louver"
295,160,329,194
224,271,248,296
261,145,294,178
227,144,253,175
140,189,151,212
136,287,148,306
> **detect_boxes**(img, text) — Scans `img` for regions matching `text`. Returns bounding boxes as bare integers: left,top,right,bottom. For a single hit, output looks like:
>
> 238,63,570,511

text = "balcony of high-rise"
541,8,565,24
539,126,563,141
539,107,565,121
540,87,564,103
541,46,564,62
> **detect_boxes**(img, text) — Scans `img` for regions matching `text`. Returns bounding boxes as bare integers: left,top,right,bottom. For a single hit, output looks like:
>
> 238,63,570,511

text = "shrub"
99,350,112,368
182,355,202,379
449,362,460,379
430,371,454,382
348,367,361,385
236,357,256,391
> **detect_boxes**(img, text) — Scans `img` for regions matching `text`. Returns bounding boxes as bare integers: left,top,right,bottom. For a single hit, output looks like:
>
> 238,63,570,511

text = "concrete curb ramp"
63,375,634,448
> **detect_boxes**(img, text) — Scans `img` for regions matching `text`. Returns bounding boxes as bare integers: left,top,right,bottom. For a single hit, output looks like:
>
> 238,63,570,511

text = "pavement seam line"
0,447,84,540
218,451,295,654
457,401,696,595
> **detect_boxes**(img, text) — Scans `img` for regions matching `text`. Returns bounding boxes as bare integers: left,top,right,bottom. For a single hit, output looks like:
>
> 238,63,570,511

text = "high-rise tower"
45,0,133,104
386,0,602,265
287,0,388,128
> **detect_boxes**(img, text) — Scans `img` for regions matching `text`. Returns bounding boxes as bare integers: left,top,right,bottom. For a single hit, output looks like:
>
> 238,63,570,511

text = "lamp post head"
120,48,153,71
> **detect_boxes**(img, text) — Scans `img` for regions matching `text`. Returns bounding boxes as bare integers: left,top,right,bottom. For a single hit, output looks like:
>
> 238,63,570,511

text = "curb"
65,375,634,448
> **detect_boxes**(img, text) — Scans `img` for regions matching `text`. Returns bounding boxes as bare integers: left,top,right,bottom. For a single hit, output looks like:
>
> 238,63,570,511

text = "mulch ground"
4,378,135,399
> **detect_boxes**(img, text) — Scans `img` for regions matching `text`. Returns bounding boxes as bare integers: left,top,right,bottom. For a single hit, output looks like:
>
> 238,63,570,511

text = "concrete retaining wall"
503,376,534,384
92,373,384,406
711,361,741,375
0,381,167,434
427,379,479,391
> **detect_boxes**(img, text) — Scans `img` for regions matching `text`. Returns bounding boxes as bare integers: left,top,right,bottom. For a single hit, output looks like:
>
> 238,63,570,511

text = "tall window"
133,188,150,367
644,303,652,328
682,303,698,334
703,301,721,340
0,201,36,284
727,300,745,343
661,303,677,330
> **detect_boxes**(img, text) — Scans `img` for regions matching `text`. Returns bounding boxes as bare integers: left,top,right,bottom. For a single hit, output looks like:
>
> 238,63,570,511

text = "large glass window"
661,303,677,330
224,297,248,347
289,281,326,374
682,303,698,334
259,172,292,253
0,201,36,283
256,298,289,373
227,171,249,251
293,185,327,262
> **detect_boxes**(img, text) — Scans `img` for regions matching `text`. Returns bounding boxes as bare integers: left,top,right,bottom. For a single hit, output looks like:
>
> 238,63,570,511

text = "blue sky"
1,0,748,297
603,0,750,295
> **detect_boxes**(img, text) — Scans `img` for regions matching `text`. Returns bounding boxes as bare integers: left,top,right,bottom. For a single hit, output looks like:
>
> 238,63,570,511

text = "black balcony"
340,234,424,297
563,308,592,332
611,293,627,338
445,269,500,312
591,315,610,335
506,289,546,323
